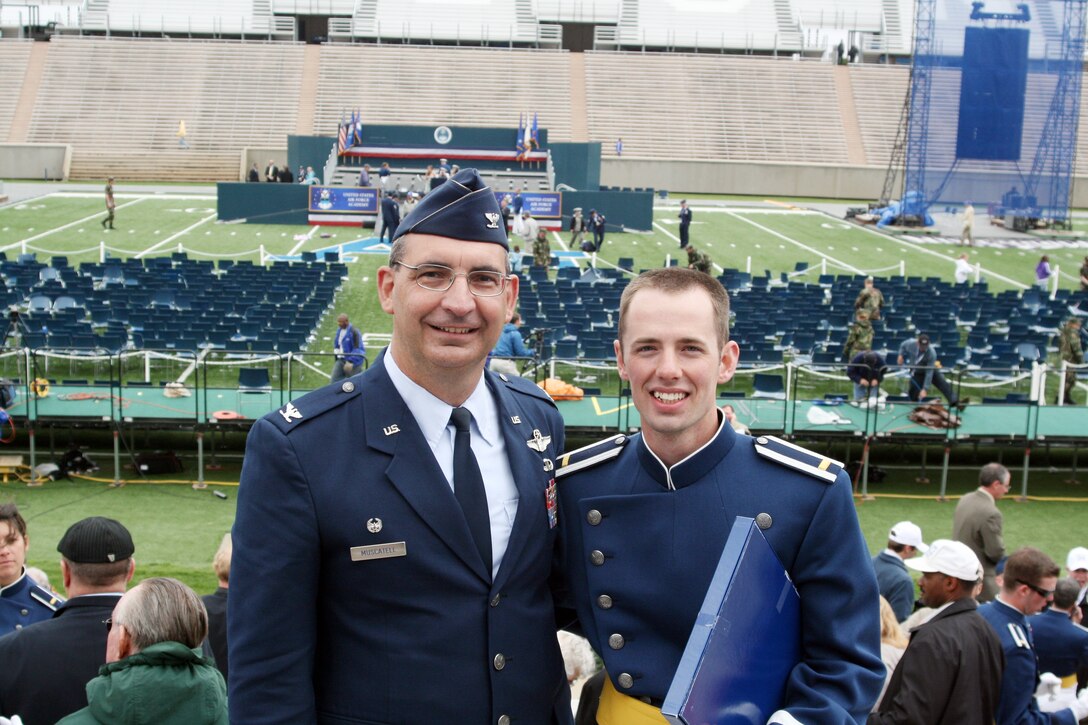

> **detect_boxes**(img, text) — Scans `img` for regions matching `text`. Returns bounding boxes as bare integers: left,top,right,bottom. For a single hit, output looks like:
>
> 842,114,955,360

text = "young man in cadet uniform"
229,169,572,725
0,503,62,634
555,267,883,724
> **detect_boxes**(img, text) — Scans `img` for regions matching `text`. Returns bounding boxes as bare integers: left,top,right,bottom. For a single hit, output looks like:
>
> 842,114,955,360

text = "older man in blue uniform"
556,268,883,724
229,169,571,725
979,548,1088,724
0,503,61,634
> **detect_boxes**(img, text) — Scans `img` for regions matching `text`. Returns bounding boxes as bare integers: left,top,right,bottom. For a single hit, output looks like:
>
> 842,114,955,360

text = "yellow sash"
1060,673,1078,689
596,674,669,725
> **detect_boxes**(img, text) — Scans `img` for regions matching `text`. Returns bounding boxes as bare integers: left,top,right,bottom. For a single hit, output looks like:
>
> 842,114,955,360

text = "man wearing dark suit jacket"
953,463,1009,602
0,517,135,725
229,169,571,725
201,533,231,685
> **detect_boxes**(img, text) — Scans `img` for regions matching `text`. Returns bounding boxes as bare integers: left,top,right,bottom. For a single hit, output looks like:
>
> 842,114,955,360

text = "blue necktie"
450,407,492,574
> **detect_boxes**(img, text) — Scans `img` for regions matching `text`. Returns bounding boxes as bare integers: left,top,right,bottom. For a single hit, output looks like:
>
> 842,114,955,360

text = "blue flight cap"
391,168,508,249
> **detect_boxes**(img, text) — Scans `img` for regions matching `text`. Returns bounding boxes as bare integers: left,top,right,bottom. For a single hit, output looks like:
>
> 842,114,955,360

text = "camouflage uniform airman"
532,229,551,268
686,247,712,274
854,278,884,320
1059,317,1084,404
843,311,874,362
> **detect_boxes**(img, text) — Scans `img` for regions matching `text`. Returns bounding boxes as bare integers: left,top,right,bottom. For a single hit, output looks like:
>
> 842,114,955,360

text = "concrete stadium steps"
583,51,849,164
311,45,574,143
849,63,909,168
0,39,34,143
69,150,237,182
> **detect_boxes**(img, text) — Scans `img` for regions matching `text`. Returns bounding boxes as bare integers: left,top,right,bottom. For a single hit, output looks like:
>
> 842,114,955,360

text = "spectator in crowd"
0,503,61,633
329,313,364,383
378,162,391,188
848,349,886,408
955,253,974,284
202,533,231,685
897,333,961,407
437,157,450,173
490,312,533,376
961,202,975,246
264,159,278,183
380,191,401,243
874,596,909,711
1036,255,1052,291
871,539,1003,725
358,164,371,187
177,120,189,149
1080,255,1088,292
512,187,524,216
229,169,571,724
855,276,884,320
508,244,523,275
720,403,749,434
615,138,623,156
843,309,874,363
401,191,419,219
532,227,551,268
979,547,1088,725
589,209,606,251
0,516,135,725
247,163,260,183
520,210,539,244
499,195,513,229
678,199,692,249
302,166,319,185
872,521,928,622
101,177,116,231
556,267,883,723
1032,578,1088,715
297,165,305,183
1069,547,1088,621
1058,317,1083,405
58,577,226,725
569,208,585,250
686,245,711,274
953,462,1009,602
1066,547,1088,689
278,165,293,183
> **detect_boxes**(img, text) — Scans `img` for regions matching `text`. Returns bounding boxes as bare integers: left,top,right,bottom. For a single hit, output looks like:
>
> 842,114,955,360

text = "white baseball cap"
1067,546,1088,572
907,539,982,581
888,521,928,553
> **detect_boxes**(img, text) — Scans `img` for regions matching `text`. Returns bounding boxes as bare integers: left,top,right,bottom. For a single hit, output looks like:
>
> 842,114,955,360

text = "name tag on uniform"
350,541,407,562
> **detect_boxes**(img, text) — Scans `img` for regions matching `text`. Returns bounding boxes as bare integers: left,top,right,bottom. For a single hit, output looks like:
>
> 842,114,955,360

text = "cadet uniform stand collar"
637,414,736,491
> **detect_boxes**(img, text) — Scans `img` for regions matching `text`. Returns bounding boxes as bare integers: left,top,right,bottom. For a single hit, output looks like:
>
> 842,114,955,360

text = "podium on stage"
662,516,801,725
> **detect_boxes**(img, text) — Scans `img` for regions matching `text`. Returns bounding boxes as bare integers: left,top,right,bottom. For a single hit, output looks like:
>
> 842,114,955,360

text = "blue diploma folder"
661,516,801,725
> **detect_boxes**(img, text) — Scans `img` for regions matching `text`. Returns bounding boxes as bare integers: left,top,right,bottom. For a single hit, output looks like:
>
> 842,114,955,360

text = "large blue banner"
494,191,562,219
308,186,379,214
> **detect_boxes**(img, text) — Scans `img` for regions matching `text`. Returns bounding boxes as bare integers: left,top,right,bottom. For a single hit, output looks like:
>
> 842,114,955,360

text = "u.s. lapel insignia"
383,424,400,436
511,415,521,424
542,458,554,472
367,517,383,533
484,212,501,229
279,402,302,423
526,429,551,452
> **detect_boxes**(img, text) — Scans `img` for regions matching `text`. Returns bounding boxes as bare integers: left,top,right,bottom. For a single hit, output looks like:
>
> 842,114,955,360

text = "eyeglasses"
103,617,114,632
1020,581,1055,600
393,262,508,297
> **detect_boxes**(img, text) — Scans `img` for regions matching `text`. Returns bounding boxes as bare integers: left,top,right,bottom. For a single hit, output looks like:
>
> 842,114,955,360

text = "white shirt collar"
384,351,500,447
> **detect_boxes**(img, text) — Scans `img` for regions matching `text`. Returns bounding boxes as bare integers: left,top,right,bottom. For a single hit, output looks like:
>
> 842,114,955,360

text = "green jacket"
1060,324,1084,364
58,641,227,725
844,321,874,360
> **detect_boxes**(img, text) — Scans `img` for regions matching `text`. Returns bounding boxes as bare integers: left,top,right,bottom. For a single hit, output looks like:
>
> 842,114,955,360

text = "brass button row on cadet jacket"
590,550,605,566
617,673,635,689
608,633,625,650
586,509,602,525
597,594,613,609
493,653,506,670
497,716,511,725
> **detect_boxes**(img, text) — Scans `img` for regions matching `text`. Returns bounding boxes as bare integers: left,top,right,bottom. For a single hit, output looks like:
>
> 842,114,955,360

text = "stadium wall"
0,143,70,180
217,182,310,224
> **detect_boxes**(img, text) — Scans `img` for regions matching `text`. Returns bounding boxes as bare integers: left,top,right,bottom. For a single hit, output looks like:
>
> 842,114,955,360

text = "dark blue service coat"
979,600,1077,725
556,424,884,723
229,356,571,725
1030,608,1088,680
0,571,61,634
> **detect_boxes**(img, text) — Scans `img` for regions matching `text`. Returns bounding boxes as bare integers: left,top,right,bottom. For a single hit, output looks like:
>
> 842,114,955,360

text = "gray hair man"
58,577,226,725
